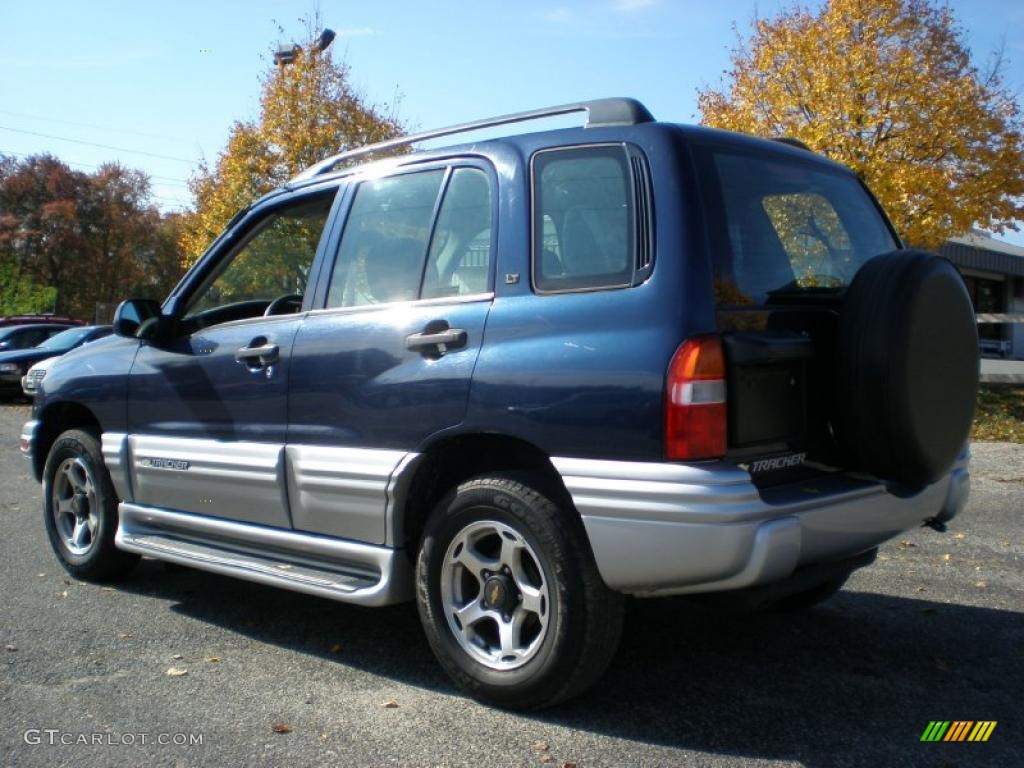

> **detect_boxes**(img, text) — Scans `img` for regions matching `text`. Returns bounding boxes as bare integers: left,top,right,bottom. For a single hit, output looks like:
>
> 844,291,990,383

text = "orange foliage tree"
182,19,403,262
698,0,1024,248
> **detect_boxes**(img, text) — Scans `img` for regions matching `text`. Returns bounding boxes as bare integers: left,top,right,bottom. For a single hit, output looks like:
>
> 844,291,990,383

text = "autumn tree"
182,19,403,261
0,154,185,319
698,0,1024,248
0,155,89,314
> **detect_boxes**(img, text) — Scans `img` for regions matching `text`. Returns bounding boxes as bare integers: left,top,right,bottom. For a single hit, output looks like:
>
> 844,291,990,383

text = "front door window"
186,194,334,328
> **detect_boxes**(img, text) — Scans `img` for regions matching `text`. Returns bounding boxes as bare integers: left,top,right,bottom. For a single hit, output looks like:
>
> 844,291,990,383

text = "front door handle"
235,343,279,367
405,328,467,355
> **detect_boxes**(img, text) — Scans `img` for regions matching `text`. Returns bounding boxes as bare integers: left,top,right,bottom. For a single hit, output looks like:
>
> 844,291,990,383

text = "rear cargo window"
698,148,896,305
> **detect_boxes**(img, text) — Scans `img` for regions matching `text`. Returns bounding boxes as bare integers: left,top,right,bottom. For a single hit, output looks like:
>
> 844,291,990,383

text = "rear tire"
416,473,623,709
43,429,139,581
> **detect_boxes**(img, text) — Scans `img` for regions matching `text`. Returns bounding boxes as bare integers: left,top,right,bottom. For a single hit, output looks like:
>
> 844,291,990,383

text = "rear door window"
697,148,897,306
326,170,444,308
422,168,493,299
325,166,494,308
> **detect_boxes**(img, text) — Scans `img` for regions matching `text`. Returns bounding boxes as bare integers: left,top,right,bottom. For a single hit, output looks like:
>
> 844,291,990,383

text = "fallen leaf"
206,656,221,663
942,554,951,561
562,763,578,768
119,633,132,640
975,580,990,589
540,756,555,764
381,699,399,709
329,643,342,654
898,540,916,549
532,741,550,752
59,590,68,599
271,723,291,734
4,644,16,652
915,586,926,593
165,667,188,677
171,654,183,660
953,532,966,540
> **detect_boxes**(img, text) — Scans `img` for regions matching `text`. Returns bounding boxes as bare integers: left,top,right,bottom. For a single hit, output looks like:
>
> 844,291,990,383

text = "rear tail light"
665,335,727,460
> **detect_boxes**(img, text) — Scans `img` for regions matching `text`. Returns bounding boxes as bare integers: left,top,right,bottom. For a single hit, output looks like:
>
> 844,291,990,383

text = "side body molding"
101,432,133,502
99,432,421,605
285,444,412,544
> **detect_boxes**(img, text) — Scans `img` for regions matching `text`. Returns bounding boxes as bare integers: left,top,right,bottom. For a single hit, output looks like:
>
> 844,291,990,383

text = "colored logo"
921,721,997,742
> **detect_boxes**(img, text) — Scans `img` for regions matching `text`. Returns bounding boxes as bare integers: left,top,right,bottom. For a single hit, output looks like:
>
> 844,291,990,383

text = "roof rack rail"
291,97,655,182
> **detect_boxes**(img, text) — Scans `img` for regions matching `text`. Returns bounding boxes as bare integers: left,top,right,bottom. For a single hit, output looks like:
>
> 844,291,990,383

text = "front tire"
43,429,139,581
416,473,623,709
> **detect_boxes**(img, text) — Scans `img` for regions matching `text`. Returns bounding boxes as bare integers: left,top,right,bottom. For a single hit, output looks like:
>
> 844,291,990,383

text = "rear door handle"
235,343,279,367
405,328,467,355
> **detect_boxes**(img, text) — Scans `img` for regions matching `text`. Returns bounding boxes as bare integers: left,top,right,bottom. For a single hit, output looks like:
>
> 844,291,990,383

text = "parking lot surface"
1,402,1020,767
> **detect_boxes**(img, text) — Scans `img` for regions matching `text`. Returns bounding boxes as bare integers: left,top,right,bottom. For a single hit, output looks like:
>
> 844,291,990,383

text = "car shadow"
117,561,1020,766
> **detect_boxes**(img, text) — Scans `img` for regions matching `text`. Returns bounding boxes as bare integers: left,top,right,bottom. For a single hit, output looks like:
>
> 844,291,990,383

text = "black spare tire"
834,250,978,486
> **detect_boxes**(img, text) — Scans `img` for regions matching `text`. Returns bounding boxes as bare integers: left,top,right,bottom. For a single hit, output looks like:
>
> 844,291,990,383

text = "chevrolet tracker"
23,98,979,709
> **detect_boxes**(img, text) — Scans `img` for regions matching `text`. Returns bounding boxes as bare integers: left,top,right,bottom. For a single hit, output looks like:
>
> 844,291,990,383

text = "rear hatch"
689,140,900,485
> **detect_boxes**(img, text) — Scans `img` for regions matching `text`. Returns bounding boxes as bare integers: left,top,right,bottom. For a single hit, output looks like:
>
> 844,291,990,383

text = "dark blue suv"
23,98,979,708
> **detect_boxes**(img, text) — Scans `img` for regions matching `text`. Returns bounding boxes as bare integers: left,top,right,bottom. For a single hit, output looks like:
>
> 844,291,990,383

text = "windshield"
36,327,92,350
695,146,897,305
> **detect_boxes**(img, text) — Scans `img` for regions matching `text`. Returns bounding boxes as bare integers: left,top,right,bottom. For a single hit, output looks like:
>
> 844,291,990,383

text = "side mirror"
112,298,162,338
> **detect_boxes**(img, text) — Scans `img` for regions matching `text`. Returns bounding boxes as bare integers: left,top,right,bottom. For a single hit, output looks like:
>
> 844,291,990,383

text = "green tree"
698,0,1024,248
182,17,404,261
0,262,56,315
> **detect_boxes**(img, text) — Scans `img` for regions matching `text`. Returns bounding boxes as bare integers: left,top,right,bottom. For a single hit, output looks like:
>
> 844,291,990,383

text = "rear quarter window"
697,147,897,306
531,144,651,293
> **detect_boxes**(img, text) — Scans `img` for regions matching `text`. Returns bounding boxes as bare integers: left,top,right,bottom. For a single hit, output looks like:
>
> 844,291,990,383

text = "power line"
0,108,189,144
0,147,191,186
0,125,195,164
1,148,194,207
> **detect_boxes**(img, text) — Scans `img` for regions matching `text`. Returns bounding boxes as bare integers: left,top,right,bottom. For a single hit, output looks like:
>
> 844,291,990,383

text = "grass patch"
972,385,1024,443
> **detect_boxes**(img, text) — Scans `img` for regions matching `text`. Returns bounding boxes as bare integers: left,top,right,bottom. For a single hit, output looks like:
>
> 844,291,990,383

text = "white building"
940,231,1024,360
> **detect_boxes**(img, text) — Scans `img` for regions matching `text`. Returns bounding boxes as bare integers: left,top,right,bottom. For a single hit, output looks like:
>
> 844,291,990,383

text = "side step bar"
115,504,413,606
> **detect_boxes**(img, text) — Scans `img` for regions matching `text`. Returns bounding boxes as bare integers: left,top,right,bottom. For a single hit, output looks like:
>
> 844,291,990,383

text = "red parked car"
0,314,84,328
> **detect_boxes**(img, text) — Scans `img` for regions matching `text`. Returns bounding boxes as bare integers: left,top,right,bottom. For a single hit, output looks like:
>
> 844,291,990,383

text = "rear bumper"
552,450,970,597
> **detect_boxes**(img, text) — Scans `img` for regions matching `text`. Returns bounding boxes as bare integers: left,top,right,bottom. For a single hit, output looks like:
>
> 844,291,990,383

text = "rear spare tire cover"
834,250,978,485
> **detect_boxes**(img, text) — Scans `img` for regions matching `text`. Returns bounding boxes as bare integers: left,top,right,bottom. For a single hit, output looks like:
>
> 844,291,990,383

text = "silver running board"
115,503,413,606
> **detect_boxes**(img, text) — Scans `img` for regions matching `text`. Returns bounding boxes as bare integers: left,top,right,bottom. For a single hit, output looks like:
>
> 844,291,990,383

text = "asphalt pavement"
1,401,1021,767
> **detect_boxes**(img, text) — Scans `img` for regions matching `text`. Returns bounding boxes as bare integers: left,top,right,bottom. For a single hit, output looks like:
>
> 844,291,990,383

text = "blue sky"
1,0,1021,242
